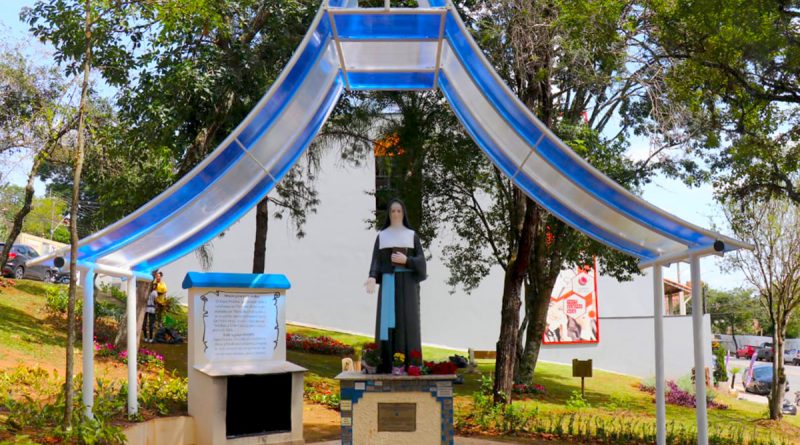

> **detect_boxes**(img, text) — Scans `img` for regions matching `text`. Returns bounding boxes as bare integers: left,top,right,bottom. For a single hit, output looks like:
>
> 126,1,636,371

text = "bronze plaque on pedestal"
378,403,416,432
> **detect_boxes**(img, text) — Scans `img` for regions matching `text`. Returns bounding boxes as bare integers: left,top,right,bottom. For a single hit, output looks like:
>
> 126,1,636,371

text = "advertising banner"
543,260,600,344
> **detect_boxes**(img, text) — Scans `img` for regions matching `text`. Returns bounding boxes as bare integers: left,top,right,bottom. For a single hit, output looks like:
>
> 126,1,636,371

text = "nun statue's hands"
365,277,377,294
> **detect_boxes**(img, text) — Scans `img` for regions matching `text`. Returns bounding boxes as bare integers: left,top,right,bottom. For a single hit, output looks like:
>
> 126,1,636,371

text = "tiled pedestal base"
335,372,456,445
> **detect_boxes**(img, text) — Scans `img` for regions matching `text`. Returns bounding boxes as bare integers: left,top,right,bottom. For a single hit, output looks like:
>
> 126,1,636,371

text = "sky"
0,2,747,290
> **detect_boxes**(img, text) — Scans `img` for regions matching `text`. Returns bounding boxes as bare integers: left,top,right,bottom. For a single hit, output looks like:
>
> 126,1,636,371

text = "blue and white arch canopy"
36,0,748,275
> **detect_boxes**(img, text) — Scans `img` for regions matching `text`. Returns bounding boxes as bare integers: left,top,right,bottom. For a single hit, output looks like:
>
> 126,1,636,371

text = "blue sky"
0,2,745,290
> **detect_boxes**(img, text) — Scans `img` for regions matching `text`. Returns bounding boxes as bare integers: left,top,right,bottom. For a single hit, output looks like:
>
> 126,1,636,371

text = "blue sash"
378,267,411,341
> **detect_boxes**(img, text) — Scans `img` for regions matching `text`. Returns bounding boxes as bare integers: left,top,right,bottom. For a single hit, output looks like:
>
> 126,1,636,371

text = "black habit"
368,231,427,369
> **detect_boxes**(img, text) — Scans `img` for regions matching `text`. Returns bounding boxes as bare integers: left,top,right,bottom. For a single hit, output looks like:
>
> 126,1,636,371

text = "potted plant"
362,343,380,374
392,352,406,375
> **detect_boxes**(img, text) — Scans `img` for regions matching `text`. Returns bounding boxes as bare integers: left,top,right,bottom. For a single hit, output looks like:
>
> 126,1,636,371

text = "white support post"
690,255,709,445
652,266,666,445
81,267,95,419
126,277,138,415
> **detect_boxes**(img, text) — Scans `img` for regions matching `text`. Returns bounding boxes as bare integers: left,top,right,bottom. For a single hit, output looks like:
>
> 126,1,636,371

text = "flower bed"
286,333,354,356
512,383,547,397
638,380,727,409
94,339,165,368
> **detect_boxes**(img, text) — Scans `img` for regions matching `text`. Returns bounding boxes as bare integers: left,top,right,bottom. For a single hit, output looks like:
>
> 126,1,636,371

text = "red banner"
543,259,600,344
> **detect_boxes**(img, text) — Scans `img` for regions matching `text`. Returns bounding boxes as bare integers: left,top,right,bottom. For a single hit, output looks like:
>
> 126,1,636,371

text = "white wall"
539,315,713,379
162,148,713,378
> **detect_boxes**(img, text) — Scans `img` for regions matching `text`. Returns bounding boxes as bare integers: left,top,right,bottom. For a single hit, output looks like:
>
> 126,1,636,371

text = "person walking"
143,284,157,343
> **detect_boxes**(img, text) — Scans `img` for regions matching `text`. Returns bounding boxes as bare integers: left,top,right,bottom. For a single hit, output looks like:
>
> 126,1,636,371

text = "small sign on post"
572,359,592,398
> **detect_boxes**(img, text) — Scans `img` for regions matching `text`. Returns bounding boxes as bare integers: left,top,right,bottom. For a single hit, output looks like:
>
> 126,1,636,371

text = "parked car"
736,345,757,359
52,269,71,284
756,342,775,361
0,243,57,282
742,365,791,395
784,349,800,366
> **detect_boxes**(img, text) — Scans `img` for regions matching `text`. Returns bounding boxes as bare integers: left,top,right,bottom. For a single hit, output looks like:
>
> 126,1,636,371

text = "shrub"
638,379,727,410
0,368,126,444
136,369,188,416
566,390,591,409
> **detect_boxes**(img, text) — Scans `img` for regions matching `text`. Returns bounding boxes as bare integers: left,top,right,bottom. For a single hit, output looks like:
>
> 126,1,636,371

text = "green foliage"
646,0,800,203
304,376,340,410
163,303,188,336
136,369,188,416
44,284,122,321
566,390,592,410
0,367,126,444
98,283,127,302
44,284,72,314
714,345,728,384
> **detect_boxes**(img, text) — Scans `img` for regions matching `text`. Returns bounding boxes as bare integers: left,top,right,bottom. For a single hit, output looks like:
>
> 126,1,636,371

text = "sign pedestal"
335,372,456,445
184,273,305,445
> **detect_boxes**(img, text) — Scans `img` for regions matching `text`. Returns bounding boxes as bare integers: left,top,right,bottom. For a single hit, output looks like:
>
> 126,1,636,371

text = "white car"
783,349,800,365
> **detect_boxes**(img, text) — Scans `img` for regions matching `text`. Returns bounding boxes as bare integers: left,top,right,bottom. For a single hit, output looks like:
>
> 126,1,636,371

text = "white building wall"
162,149,712,379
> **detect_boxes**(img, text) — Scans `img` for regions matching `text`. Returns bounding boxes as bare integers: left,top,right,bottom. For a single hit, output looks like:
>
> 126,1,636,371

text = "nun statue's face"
389,202,404,227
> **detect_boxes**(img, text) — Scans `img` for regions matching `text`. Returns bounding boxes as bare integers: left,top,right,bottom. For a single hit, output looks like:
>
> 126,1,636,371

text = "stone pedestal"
335,372,456,445
184,272,305,445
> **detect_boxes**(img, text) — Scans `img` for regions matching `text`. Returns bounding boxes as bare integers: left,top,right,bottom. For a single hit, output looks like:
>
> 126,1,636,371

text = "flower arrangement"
286,333,355,356
423,360,458,375
392,352,406,375
361,342,381,368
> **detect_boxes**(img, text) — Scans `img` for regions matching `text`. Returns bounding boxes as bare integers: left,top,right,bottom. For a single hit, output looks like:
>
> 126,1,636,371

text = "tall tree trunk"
769,320,786,420
493,196,536,404
252,197,269,273
517,269,560,383
64,0,92,427
0,155,44,272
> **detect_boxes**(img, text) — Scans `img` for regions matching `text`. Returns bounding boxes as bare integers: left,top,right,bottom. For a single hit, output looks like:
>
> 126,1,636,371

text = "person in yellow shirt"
153,270,168,326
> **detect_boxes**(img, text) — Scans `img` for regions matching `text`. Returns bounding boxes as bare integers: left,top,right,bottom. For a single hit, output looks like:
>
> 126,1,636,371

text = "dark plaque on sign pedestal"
377,403,416,432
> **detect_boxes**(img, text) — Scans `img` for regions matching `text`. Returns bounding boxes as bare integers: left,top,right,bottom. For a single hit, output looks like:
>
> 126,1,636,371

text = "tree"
23,0,143,425
435,0,665,390
723,198,800,420
0,45,75,272
646,0,800,204
706,287,763,349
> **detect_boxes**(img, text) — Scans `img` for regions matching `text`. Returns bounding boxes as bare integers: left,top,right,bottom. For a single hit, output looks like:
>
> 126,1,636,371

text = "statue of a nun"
365,199,427,372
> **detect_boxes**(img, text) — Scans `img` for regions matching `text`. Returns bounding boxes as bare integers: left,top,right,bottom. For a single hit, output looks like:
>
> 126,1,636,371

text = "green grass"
0,280,72,361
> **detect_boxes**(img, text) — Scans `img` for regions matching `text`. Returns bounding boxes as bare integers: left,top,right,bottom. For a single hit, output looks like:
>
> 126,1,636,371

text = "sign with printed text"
543,259,600,345
199,292,279,362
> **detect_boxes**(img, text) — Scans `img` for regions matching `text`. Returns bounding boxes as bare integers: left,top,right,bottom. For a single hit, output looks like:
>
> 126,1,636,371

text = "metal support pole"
690,255,709,445
126,277,138,415
653,266,666,445
81,267,95,419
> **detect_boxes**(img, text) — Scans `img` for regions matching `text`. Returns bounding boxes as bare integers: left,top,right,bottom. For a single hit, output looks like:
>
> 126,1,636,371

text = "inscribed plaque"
201,292,279,361
378,403,416,432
